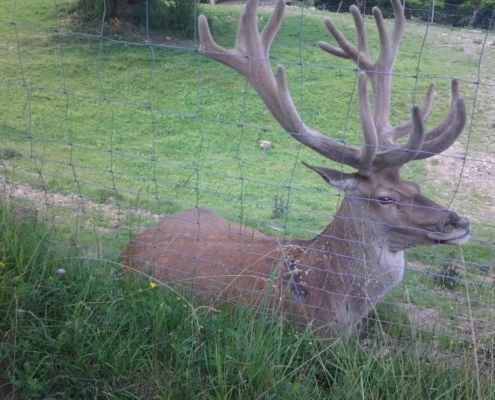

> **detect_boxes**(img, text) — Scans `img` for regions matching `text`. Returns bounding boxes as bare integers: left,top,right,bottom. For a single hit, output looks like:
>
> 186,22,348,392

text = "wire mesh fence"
0,0,494,354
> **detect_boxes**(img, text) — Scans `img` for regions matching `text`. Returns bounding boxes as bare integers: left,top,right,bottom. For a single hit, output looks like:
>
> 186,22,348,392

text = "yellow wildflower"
149,282,157,289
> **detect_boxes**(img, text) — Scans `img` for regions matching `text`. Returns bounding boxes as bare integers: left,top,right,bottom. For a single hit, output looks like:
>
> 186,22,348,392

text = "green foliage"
130,0,169,29
73,0,198,37
434,252,462,289
74,0,114,21
163,0,198,36
271,194,287,219
131,0,198,35
314,0,494,28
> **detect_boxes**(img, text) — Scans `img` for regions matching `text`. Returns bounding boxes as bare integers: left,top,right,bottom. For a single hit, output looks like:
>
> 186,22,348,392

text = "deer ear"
301,161,355,190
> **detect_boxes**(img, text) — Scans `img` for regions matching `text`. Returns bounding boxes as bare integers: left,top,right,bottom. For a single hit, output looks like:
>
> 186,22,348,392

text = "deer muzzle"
427,215,470,245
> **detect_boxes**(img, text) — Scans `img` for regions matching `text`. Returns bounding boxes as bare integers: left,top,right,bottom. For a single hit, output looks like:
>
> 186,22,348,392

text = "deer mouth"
427,218,470,245
435,235,470,246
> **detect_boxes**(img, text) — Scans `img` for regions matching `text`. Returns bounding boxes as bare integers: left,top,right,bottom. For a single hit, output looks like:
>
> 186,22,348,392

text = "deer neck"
315,199,405,274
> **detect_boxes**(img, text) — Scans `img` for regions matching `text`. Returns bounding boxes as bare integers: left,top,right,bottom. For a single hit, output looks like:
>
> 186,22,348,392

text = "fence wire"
0,0,494,351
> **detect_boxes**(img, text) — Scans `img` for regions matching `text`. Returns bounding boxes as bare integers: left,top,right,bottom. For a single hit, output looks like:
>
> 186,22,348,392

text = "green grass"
0,1,494,397
0,204,494,399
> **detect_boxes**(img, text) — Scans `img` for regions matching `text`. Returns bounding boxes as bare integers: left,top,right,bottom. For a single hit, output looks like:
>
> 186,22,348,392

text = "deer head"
121,0,470,338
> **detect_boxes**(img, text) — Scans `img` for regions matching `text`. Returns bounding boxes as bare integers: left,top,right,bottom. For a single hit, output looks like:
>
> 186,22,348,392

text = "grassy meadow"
0,0,494,397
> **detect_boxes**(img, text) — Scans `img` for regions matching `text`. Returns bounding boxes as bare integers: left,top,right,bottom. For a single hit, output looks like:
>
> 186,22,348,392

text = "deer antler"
319,0,466,157
198,0,466,176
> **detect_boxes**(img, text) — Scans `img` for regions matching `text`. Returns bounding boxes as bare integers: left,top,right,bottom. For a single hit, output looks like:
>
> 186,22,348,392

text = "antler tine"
393,79,466,159
371,106,426,171
319,1,405,76
369,80,465,168
199,0,285,125
355,78,464,170
357,72,378,173
198,0,284,76
423,79,462,141
318,6,373,71
393,82,435,140
415,100,466,159
384,0,406,61
318,0,407,149
414,82,466,160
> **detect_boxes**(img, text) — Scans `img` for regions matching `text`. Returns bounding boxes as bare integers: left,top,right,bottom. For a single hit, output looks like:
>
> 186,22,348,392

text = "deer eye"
378,197,395,205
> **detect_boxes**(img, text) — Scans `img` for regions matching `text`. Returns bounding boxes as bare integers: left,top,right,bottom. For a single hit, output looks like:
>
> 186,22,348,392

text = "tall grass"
0,203,494,398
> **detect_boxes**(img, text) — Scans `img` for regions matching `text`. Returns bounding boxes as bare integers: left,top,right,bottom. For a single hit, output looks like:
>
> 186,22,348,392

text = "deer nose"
453,218,470,233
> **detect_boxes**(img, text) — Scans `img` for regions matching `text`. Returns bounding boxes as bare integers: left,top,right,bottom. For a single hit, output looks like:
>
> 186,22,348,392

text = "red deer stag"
121,0,470,337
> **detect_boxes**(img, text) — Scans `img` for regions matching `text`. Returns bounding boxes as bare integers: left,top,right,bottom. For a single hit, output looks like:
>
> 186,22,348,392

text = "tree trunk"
108,0,120,19
469,7,479,27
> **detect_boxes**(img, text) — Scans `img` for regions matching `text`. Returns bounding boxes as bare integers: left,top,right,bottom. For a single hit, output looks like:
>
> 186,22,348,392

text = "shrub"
163,0,197,37
434,253,462,289
73,0,198,37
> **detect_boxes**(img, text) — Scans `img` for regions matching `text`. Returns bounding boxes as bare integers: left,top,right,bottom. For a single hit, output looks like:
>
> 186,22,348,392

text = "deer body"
121,0,470,337
122,208,406,337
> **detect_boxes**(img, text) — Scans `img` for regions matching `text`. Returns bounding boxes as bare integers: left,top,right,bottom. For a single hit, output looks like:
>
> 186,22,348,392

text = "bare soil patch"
425,141,495,223
0,171,161,234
